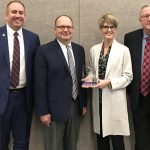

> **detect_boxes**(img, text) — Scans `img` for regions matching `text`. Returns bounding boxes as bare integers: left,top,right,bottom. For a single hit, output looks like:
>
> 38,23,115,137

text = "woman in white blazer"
82,14,133,150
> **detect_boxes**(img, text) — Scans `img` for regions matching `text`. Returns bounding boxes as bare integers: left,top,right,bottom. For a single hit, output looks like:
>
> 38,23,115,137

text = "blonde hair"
98,13,118,29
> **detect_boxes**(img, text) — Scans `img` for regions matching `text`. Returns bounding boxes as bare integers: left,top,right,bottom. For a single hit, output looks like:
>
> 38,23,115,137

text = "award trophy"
82,66,99,87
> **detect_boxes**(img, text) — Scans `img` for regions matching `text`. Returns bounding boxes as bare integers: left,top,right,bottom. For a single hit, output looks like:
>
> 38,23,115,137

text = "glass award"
82,66,99,87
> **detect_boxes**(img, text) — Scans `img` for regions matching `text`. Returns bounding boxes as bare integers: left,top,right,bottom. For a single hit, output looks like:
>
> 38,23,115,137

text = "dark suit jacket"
124,29,143,111
34,39,87,123
0,25,40,116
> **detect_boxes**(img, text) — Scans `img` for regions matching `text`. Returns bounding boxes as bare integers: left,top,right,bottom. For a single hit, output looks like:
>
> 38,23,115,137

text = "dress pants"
97,134,125,150
0,88,29,150
43,98,81,150
0,117,1,148
133,93,150,150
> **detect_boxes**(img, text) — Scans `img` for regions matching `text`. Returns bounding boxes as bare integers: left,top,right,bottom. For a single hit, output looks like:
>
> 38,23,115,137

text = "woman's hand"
81,76,93,88
92,79,111,89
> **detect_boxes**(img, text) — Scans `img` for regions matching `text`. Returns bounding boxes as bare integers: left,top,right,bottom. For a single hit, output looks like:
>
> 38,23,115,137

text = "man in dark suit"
124,4,150,150
34,15,87,150
0,1,40,149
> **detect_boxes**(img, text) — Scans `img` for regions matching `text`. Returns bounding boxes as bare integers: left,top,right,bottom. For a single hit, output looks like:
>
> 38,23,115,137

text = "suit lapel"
22,29,29,70
105,40,118,78
0,26,10,67
53,40,70,74
136,30,143,65
71,43,79,77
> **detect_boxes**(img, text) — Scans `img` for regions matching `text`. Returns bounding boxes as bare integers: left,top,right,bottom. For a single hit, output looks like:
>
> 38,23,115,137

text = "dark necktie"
10,32,20,88
141,37,150,96
66,45,78,100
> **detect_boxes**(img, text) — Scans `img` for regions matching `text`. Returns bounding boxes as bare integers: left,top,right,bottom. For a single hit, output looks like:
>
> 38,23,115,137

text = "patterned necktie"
141,37,150,96
66,45,78,100
10,32,20,88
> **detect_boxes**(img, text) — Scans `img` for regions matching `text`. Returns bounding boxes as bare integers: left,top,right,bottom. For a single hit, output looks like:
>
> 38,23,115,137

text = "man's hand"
82,107,87,116
40,114,51,127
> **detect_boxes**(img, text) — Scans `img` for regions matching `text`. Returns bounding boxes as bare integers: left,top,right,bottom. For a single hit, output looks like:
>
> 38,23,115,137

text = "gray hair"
140,4,150,16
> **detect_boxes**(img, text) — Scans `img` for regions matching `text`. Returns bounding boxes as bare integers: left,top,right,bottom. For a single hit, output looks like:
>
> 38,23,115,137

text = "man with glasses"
124,4,150,150
34,15,87,150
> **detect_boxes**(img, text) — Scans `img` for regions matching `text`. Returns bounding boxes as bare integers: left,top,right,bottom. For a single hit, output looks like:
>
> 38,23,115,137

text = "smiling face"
54,16,73,45
98,14,117,42
5,2,26,31
139,6,150,35
100,21,116,41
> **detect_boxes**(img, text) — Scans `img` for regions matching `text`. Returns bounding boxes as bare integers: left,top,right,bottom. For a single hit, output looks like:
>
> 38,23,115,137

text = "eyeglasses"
101,25,116,31
56,25,73,30
140,14,150,20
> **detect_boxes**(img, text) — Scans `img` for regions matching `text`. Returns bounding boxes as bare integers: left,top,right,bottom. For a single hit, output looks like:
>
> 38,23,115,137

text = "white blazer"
89,39,133,137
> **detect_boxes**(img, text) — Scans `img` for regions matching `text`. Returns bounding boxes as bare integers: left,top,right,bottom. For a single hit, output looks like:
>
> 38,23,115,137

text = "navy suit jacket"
124,29,143,111
0,25,40,116
34,39,87,123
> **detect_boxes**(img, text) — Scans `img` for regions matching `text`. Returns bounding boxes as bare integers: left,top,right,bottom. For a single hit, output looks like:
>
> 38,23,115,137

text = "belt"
9,87,26,92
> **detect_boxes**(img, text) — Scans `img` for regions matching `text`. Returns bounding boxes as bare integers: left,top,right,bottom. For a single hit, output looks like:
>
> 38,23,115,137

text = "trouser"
97,134,125,150
0,88,30,150
43,99,81,150
133,93,150,150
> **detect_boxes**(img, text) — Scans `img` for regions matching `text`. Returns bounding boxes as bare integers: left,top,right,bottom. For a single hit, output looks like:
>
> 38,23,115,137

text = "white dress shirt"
57,39,75,65
7,24,26,88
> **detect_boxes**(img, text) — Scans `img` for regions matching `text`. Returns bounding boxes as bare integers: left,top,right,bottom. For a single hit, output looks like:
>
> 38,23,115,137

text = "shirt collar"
57,39,72,48
143,31,150,39
6,24,23,37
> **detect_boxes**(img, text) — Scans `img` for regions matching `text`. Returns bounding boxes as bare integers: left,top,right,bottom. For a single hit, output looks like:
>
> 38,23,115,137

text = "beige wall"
1,0,150,150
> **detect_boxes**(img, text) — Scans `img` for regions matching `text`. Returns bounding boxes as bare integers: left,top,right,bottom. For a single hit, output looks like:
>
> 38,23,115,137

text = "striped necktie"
141,37,150,96
10,32,20,88
66,45,78,100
